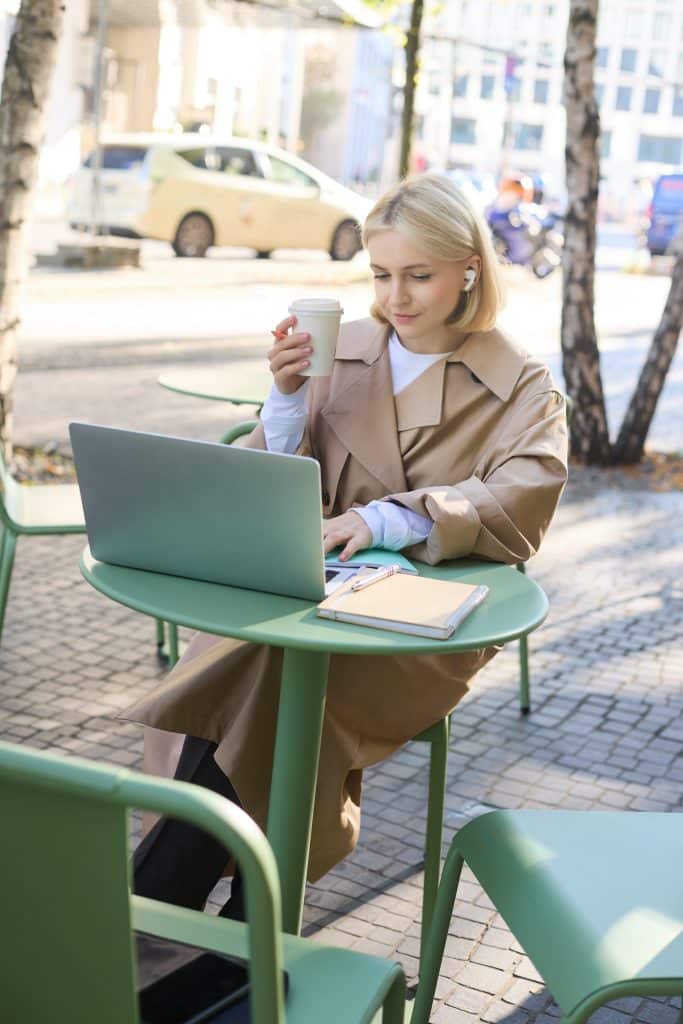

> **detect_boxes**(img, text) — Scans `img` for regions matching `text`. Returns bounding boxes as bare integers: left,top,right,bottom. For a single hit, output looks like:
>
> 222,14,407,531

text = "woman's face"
367,229,481,353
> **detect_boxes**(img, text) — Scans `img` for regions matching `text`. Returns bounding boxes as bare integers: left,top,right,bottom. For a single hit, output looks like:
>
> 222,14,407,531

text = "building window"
595,83,604,106
620,48,637,72
643,88,660,114
601,130,612,159
623,8,643,41
506,77,522,101
638,134,683,163
451,117,476,145
512,123,544,150
673,88,683,117
453,74,469,98
648,49,666,78
539,41,554,62
534,79,549,104
596,46,609,69
653,12,672,41
616,86,632,111
480,74,495,100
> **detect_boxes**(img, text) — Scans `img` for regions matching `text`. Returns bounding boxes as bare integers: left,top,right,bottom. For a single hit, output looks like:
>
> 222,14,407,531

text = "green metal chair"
412,808,683,1024
0,448,178,659
0,738,406,1023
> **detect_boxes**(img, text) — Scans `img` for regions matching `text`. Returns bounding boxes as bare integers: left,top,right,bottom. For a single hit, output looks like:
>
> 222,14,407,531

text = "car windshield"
265,156,317,189
84,146,148,170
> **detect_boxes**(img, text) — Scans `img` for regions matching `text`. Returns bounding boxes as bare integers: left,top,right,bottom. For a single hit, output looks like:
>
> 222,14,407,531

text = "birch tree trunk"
398,0,424,178
0,0,65,457
612,233,683,463
561,0,611,464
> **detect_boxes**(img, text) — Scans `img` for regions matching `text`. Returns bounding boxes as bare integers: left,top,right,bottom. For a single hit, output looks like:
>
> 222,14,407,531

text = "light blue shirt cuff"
261,381,309,454
356,500,432,551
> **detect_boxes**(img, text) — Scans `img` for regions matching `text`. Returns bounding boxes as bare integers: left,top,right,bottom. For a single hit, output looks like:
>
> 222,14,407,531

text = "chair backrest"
0,740,285,1024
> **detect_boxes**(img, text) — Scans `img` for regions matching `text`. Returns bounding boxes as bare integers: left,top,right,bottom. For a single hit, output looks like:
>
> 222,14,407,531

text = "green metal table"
157,369,270,410
80,547,548,936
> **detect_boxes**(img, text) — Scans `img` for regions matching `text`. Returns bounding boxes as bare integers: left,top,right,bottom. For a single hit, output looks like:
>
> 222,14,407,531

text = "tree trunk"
398,0,424,178
0,0,65,457
612,234,683,464
561,0,611,465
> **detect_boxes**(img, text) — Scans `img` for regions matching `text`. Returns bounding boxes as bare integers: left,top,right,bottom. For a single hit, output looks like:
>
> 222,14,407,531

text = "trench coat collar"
392,323,527,429
446,327,528,403
322,320,407,493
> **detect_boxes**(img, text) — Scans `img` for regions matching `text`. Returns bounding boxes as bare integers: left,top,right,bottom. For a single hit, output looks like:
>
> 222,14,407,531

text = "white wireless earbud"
463,269,477,293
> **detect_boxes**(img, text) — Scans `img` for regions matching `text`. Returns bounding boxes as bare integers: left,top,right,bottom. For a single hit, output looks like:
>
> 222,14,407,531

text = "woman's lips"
393,313,418,322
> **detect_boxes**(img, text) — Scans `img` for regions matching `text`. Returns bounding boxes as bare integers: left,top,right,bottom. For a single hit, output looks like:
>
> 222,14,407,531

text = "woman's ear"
463,268,477,293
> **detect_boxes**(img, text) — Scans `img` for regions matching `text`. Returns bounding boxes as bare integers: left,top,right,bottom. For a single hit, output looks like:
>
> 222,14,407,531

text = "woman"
129,172,568,919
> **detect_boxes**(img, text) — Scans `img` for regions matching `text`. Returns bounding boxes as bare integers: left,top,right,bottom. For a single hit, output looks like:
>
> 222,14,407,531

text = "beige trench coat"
125,318,568,880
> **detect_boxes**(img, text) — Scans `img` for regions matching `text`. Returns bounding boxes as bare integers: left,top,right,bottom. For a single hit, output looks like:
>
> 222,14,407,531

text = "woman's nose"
390,279,408,306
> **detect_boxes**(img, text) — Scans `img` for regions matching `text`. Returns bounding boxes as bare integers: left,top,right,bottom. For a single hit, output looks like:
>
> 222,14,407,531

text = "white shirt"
260,332,449,549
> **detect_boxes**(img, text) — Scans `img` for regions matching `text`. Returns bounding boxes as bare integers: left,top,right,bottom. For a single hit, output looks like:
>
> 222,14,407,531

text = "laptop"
69,422,387,601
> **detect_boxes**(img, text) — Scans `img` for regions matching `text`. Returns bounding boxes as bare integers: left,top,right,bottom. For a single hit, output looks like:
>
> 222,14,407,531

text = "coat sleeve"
385,388,568,565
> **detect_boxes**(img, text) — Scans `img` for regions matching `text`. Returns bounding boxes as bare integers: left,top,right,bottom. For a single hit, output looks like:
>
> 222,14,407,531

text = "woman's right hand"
268,315,312,395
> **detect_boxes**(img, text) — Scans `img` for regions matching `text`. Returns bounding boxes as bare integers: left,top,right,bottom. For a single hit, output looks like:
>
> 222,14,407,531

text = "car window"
176,148,222,171
217,147,260,177
84,146,148,170
265,156,317,189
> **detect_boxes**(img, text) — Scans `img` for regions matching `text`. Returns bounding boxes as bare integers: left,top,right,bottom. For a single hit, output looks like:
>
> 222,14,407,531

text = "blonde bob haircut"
362,171,505,333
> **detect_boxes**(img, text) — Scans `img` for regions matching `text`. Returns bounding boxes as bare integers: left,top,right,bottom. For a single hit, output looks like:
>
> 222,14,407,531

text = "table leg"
266,646,330,935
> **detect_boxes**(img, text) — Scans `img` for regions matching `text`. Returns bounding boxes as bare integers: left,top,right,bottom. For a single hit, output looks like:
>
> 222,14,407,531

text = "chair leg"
0,528,18,644
516,562,531,715
168,622,179,667
381,967,407,1024
155,621,179,667
420,716,450,965
411,845,465,1024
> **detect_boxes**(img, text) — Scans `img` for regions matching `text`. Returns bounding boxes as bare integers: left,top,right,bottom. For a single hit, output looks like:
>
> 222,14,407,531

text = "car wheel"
256,250,272,259
330,220,361,261
173,213,214,258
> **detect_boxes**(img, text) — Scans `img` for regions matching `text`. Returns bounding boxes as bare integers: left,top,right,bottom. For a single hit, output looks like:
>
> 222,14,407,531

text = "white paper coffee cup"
289,297,343,377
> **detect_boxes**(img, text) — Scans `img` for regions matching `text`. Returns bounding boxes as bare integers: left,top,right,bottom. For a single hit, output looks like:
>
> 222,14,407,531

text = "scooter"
487,202,564,279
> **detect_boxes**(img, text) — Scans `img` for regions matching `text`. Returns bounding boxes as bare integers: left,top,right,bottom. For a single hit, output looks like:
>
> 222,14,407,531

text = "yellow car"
67,133,372,260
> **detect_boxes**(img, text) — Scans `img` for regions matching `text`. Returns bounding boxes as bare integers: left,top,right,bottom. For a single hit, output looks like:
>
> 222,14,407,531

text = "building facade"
414,0,683,219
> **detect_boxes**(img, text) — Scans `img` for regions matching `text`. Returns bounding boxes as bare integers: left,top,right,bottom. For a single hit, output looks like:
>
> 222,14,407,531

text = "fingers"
268,315,311,393
338,536,362,562
272,314,297,338
322,514,371,561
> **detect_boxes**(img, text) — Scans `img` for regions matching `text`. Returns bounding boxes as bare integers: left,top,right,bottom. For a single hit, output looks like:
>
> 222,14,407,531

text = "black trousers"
133,735,245,921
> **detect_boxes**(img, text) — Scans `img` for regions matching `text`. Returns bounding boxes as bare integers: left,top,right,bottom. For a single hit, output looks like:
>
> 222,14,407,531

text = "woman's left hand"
323,511,372,562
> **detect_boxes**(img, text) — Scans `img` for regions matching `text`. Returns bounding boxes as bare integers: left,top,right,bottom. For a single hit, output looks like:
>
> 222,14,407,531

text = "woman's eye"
372,274,389,280
411,274,432,281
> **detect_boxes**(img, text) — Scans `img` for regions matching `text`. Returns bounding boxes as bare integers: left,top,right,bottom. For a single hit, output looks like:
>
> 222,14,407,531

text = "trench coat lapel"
321,322,407,494
395,357,447,431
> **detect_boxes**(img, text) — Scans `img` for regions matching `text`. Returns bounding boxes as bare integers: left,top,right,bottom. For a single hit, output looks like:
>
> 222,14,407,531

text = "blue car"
646,174,683,255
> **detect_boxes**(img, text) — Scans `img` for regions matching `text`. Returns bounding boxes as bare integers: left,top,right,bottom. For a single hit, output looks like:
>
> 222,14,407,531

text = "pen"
350,564,402,592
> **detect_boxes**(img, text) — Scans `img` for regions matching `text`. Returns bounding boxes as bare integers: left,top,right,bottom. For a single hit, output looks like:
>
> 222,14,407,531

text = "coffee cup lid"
289,297,343,314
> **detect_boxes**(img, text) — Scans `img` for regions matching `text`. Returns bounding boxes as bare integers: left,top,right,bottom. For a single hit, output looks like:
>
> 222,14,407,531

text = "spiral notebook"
317,570,489,640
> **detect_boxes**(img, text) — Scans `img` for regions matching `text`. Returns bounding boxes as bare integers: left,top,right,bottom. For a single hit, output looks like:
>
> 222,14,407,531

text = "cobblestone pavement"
1,460,681,1022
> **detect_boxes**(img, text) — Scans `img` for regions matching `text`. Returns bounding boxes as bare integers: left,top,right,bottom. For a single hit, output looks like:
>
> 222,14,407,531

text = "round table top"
158,369,270,406
81,547,548,656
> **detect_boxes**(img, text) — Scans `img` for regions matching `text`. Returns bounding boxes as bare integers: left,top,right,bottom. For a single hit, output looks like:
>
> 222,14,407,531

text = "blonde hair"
362,172,505,332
